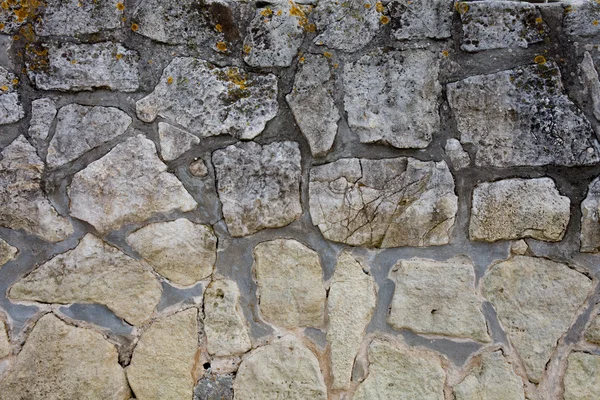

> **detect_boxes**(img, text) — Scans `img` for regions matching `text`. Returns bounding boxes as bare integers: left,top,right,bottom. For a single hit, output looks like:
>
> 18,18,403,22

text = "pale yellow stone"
0,238,17,267
564,352,600,400
0,320,9,358
584,315,600,345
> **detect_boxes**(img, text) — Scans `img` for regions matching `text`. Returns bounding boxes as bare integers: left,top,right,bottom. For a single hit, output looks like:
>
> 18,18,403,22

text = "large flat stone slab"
35,0,122,36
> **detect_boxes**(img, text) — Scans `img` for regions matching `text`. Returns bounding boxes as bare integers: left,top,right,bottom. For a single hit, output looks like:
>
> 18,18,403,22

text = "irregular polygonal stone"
189,158,208,177
253,239,326,328
286,55,339,157
564,0,600,37
0,238,17,267
213,142,302,237
511,240,529,256
581,176,600,252
28,97,57,142
234,335,327,400
344,49,441,149
327,252,377,390
0,136,73,242
0,66,24,125
136,57,277,140
47,104,132,167
204,279,252,356
564,352,600,400
0,319,9,358
9,234,162,326
127,308,199,400
581,52,600,121
584,315,600,345
309,157,457,248
158,122,199,161
127,219,216,286
470,178,570,242
388,257,489,342
35,0,122,36
69,135,197,234
447,62,600,167
27,42,139,92
483,256,593,382
388,0,453,40
445,138,471,170
353,338,445,400
454,351,525,400
194,375,234,400
0,313,130,400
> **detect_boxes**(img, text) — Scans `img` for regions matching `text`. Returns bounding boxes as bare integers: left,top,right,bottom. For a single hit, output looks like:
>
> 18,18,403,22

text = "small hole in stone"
431,309,438,315
203,362,211,370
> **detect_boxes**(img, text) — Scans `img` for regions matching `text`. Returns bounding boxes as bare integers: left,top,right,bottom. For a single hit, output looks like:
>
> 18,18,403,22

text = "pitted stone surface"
126,218,216,286
69,134,197,234
28,98,57,142
233,335,327,400
9,234,162,326
581,176,600,252
387,0,453,40
445,138,471,170
212,141,302,237
581,52,600,121
0,136,73,242
564,352,600,399
35,0,122,36
584,315,600,345
483,256,593,382
158,122,199,161
253,239,326,328
0,313,130,400
564,0,600,37
470,178,570,243
0,238,17,267
0,66,24,125
194,375,234,400
0,1,33,34
136,57,278,140
0,319,9,358
344,49,441,149
447,63,600,167
309,157,457,248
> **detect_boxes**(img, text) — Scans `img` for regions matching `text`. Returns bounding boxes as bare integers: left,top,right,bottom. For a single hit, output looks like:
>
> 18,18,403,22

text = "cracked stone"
564,0,600,37
9,234,162,326
447,62,600,167
69,134,197,234
580,176,600,252
0,319,9,358
387,0,453,40
584,315,600,345
158,122,199,161
28,98,57,142
194,375,234,400
0,66,24,125
470,178,570,242
564,352,600,399
35,0,122,36
136,57,278,140
309,157,457,248
445,138,471,170
581,52,600,121
213,141,302,237
483,256,593,382
0,238,17,267
253,239,326,328
344,49,441,149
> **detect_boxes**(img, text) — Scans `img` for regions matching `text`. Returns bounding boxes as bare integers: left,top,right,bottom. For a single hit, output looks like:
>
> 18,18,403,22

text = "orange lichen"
260,8,273,17
534,55,546,64
216,41,227,52
225,68,248,90
380,15,390,24
115,53,123,60
131,23,139,31
215,23,222,32
243,44,252,54
323,51,332,58
167,76,174,84
456,2,469,14
535,17,543,24
0,23,5,30
277,9,282,15
442,50,449,57
0,85,8,91
116,2,124,11
12,78,18,85
594,20,599,26
299,56,305,63
333,63,339,68
375,2,384,12
364,3,371,8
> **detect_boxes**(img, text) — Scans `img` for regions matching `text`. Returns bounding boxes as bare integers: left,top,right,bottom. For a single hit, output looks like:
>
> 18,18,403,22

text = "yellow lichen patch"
11,78,18,85
260,8,273,17
375,1,384,12
115,53,123,60
456,2,469,14
333,63,339,69
323,51,332,58
70,59,77,64
364,3,371,8
225,68,248,90
12,34,19,40
535,17,543,24
534,55,546,64
299,56,305,63
0,23,5,30
131,23,139,32
0,85,8,91
215,23,222,32
594,20,599,26
564,5,573,13
167,76,174,84
277,9,282,15
289,1,305,17
442,50,449,57
216,41,227,52
243,44,252,54
380,15,390,24
116,2,124,11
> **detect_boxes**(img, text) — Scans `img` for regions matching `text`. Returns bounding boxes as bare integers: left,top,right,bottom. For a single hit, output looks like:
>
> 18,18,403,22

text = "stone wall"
1,0,600,399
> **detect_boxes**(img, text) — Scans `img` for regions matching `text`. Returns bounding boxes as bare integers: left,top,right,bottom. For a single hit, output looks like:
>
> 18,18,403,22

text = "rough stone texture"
447,63,600,167
0,1,31,34
483,256,593,382
454,351,525,400
27,42,139,92
584,315,600,345
0,237,17,267
458,1,548,52
127,308,199,400
581,52,600,121
0,136,73,242
327,252,377,390
9,234,162,326
344,49,441,149
511,240,529,256
580,176,600,252
564,0,600,37
158,122,199,161
136,57,278,140
0,313,130,400
28,97,57,142
212,142,302,237
35,0,122,36
204,279,252,356
388,257,489,342
445,138,471,170
189,158,209,177
47,104,132,167
469,178,571,243
309,157,457,248
353,338,445,400
194,375,234,400
69,134,197,234
233,335,327,400
563,352,600,400
0,66,23,125
286,55,339,157
126,219,216,286
0,319,9,358
253,239,326,328
388,0,453,40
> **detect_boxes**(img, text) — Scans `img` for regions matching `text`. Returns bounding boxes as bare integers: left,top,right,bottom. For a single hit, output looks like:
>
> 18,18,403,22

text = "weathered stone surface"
286,55,339,157
483,256,593,382
47,104,132,167
564,352,600,400
0,1,32,34
388,0,453,40
581,52,600,121
35,0,122,36
9,234,162,326
0,238,17,267
136,57,278,140
353,338,445,400
69,135,197,234
327,252,376,390
458,1,548,52
511,239,529,256
0,66,24,125
454,351,525,400
213,142,302,237
581,176,600,252
470,178,570,242
447,63,600,167
564,0,600,37
190,158,208,177
28,97,57,142
158,122,199,161
388,257,489,342
445,138,471,170
194,375,234,400
128,308,199,400
234,335,327,400
204,279,252,356
27,42,139,92
309,157,457,248
0,319,9,358
584,315,600,345
344,49,441,149
0,136,73,242
253,239,325,328
0,313,130,400
127,219,216,286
